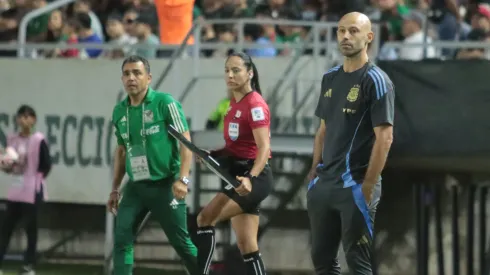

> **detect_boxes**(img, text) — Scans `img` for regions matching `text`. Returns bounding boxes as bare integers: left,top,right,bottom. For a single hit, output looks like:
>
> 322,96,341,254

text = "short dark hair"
226,51,262,95
16,105,36,118
75,12,91,29
244,24,264,41
122,55,151,73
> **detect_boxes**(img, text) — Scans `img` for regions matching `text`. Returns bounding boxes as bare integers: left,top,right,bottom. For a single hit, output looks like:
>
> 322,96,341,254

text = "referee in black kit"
306,12,395,275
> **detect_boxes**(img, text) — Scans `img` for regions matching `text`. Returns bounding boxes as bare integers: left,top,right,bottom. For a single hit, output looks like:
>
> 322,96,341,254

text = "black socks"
196,226,216,275
243,251,266,275
196,226,266,275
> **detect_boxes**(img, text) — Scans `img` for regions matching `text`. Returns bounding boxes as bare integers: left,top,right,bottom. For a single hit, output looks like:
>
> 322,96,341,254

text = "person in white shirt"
400,11,436,60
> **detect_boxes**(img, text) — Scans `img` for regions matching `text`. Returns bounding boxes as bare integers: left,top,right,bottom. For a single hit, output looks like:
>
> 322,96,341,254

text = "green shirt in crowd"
112,88,189,182
27,13,50,38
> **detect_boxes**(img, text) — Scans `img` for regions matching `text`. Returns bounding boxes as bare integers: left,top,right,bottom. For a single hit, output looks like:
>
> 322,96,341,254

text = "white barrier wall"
0,58,327,204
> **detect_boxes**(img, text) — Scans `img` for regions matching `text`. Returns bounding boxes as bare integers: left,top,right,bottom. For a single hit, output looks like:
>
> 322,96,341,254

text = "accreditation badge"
228,122,239,141
128,144,151,181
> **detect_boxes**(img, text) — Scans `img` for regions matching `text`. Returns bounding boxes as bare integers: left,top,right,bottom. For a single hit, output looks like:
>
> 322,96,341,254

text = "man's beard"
341,47,363,58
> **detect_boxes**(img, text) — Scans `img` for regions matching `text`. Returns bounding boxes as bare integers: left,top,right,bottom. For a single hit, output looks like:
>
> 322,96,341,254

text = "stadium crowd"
0,0,489,60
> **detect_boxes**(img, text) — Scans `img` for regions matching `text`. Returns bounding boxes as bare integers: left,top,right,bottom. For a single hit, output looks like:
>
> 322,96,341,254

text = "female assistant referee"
195,52,273,275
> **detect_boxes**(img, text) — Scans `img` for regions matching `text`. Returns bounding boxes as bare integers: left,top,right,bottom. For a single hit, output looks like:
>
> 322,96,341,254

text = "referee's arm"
167,101,192,178
363,71,395,184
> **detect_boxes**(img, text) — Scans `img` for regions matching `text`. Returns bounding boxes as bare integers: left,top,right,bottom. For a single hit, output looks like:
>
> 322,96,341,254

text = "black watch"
180,176,190,185
244,171,256,179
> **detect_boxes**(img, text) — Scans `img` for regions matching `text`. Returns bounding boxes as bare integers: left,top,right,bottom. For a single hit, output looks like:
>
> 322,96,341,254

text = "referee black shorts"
216,156,273,215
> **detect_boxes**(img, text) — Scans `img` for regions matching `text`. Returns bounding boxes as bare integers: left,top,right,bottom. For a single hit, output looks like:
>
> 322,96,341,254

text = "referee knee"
197,211,214,227
236,238,258,254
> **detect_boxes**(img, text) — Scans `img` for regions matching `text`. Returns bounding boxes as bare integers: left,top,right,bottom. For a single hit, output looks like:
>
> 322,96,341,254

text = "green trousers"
113,179,198,275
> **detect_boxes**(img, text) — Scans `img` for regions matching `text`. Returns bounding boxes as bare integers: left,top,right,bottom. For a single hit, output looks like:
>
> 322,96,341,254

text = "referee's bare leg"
196,193,265,275
307,177,342,275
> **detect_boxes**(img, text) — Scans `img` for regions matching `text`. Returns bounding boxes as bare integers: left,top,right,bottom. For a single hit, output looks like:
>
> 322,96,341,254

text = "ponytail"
226,51,262,95
251,62,262,95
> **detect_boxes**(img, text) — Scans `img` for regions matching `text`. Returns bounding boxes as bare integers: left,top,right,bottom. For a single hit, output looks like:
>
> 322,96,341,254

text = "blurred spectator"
377,24,399,60
254,4,278,43
27,0,50,42
455,28,488,59
202,0,236,19
134,14,159,59
0,0,30,56
427,0,461,57
155,0,194,57
399,10,436,60
0,0,10,12
276,10,303,56
44,10,79,58
123,8,138,38
73,0,105,41
103,13,137,59
244,23,277,57
301,0,322,21
266,0,300,19
231,0,256,18
46,10,65,43
470,3,490,32
132,0,159,34
324,0,366,21
212,25,236,57
75,12,103,58
378,0,411,41
55,18,80,58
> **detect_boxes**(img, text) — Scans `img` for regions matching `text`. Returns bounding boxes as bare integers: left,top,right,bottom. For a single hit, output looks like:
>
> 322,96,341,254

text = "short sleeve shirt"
223,91,271,159
315,63,395,187
112,88,189,182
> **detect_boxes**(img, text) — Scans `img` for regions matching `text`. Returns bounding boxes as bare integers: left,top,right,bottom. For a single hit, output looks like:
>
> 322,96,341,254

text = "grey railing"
18,0,77,58
153,22,200,91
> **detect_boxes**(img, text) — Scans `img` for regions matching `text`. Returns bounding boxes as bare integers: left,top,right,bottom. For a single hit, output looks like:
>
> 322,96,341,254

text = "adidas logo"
120,116,127,122
170,199,179,209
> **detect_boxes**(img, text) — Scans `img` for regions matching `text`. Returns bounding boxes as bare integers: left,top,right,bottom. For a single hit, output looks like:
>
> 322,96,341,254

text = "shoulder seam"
324,65,341,76
367,66,388,100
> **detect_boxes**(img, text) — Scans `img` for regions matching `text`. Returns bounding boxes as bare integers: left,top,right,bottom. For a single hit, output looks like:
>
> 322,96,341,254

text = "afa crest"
347,85,360,102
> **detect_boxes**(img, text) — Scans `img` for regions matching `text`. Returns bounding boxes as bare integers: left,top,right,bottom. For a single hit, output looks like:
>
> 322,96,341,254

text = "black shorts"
216,156,273,215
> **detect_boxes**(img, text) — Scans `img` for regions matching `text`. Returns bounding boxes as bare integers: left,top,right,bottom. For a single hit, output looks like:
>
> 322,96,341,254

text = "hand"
361,181,376,205
107,191,120,215
172,180,188,200
306,167,317,182
235,176,252,196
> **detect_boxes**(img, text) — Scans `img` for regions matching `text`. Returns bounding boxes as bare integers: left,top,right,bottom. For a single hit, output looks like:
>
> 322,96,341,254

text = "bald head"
337,12,374,58
339,12,372,32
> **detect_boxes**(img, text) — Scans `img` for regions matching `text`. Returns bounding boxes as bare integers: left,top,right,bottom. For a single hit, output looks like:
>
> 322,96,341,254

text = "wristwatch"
180,176,190,185
244,171,257,180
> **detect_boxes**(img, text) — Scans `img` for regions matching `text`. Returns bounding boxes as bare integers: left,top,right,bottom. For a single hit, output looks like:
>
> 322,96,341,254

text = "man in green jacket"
108,55,198,275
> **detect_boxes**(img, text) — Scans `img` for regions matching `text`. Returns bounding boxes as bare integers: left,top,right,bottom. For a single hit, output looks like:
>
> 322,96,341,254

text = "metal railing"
153,21,199,91
18,0,77,58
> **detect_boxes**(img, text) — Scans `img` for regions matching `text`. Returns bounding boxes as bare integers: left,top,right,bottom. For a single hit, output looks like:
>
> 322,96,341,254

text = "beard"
340,46,363,58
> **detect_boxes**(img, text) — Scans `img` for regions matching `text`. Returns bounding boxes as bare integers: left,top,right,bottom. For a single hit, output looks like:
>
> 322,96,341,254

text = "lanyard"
126,103,146,148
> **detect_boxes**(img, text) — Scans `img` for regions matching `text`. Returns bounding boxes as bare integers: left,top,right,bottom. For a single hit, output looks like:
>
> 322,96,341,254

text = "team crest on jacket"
143,110,154,123
347,85,360,102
